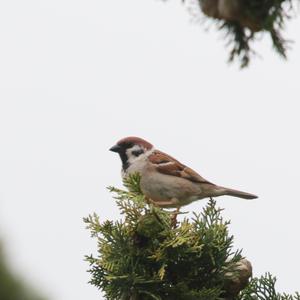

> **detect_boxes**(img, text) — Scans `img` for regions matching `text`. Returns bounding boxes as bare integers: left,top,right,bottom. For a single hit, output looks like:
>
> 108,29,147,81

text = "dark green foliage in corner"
85,174,299,299
0,242,46,300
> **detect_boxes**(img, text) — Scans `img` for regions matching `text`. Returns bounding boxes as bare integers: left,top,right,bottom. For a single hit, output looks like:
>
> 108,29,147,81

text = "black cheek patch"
132,149,144,157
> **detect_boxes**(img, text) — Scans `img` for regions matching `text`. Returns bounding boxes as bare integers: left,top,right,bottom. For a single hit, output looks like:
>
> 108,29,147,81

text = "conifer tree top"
85,174,299,300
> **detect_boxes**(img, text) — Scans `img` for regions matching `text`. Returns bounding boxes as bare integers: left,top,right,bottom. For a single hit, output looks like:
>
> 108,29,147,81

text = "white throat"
122,146,154,177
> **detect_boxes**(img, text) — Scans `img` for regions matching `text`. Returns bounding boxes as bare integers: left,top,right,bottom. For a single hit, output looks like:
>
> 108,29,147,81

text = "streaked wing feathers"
149,150,214,185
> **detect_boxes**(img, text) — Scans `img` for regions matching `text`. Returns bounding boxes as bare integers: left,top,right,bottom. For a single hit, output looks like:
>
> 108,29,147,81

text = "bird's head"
109,136,153,170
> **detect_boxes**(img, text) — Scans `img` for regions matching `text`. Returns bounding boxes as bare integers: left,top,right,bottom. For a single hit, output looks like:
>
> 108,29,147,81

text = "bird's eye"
132,149,144,157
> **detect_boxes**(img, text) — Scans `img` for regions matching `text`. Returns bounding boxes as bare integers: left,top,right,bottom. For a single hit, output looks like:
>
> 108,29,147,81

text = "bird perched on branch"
110,137,257,209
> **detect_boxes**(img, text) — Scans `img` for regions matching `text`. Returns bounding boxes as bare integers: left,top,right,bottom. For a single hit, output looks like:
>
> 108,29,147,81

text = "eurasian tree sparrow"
110,137,257,208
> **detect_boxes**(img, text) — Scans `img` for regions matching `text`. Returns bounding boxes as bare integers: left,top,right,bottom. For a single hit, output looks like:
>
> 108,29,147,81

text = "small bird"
110,137,257,209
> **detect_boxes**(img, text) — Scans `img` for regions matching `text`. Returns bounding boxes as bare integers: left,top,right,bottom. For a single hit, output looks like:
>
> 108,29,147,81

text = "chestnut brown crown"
109,137,153,153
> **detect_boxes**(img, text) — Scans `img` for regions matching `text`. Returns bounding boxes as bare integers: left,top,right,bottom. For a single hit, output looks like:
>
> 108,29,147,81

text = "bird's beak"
109,144,121,153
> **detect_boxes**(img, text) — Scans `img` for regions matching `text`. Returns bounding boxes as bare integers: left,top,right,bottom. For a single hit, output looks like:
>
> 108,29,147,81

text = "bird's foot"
171,207,181,228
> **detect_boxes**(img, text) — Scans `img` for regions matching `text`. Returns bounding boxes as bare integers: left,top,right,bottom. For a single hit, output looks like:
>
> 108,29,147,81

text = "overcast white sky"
0,0,299,299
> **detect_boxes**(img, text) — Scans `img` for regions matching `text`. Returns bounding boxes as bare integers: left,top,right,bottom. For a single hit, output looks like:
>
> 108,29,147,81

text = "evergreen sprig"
239,273,300,300
219,0,293,68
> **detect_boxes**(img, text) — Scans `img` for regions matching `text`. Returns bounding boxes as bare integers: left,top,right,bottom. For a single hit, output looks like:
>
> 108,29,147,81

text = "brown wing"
148,150,215,185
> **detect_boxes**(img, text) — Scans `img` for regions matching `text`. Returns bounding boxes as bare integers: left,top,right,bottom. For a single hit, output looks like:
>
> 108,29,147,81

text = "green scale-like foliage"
85,174,299,300
239,273,300,300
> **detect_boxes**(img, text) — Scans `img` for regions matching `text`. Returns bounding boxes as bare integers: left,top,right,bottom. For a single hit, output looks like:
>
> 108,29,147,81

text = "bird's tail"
216,186,258,200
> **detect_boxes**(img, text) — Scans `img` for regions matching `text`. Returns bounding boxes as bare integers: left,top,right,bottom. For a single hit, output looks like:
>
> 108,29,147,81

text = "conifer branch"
179,0,298,67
